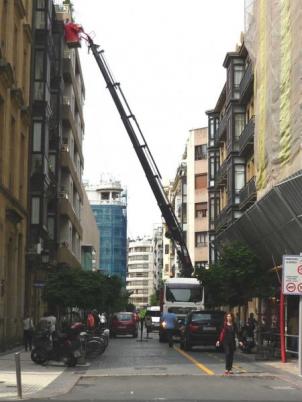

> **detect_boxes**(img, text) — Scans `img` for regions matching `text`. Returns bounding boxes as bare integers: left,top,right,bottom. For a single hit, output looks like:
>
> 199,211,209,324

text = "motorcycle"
31,327,82,367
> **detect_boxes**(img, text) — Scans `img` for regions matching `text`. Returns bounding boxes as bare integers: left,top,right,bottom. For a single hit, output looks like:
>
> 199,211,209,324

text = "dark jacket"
219,323,241,348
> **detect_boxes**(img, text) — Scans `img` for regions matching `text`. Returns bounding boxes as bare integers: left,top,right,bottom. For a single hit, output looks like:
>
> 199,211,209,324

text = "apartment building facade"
208,1,302,271
85,180,127,282
206,41,254,265
81,189,99,271
26,1,85,321
0,0,33,350
152,225,163,289
186,127,209,270
127,237,155,308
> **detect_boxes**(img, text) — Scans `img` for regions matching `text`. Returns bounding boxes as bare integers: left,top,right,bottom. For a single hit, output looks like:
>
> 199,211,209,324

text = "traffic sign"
286,283,296,292
283,255,302,295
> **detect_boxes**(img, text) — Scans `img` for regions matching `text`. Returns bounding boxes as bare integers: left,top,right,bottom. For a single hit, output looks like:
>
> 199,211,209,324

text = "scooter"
31,328,81,367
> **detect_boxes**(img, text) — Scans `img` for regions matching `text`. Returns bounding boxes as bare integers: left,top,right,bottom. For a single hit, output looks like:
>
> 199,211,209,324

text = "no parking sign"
282,255,302,295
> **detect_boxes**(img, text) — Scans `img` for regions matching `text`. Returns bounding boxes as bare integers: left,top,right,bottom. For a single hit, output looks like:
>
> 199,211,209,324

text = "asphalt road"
29,331,302,401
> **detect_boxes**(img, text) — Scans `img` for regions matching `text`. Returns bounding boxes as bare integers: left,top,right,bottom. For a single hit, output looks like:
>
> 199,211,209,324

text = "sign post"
299,296,302,377
282,255,302,376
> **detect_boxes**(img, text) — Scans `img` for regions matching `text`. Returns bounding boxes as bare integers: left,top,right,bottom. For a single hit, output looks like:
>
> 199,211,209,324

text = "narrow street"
21,331,302,402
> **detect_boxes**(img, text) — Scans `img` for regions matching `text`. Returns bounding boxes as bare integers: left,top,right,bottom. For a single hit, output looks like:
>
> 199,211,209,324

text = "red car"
110,312,138,338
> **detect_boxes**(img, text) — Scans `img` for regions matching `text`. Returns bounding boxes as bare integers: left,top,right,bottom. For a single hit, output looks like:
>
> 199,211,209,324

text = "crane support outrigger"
65,25,193,277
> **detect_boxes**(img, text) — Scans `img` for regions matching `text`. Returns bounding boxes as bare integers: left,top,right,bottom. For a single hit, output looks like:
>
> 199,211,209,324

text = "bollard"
15,352,22,399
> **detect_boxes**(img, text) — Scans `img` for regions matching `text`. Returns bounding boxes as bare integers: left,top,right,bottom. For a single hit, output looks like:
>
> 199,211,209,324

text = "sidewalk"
0,350,67,400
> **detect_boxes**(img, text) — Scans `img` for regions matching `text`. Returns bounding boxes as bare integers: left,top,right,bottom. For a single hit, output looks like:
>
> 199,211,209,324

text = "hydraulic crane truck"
64,23,193,277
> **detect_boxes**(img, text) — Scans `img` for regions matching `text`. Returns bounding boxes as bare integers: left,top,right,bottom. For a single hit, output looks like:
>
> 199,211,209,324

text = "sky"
72,0,245,238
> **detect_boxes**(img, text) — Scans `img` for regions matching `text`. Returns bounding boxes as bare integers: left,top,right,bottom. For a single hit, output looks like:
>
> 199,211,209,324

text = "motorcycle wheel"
65,354,77,367
31,348,48,365
86,339,105,359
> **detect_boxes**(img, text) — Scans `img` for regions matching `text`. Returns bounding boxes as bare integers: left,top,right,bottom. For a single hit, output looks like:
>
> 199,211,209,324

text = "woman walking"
216,312,243,375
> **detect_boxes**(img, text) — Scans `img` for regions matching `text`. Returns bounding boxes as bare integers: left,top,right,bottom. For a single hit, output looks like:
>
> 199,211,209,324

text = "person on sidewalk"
23,312,34,352
216,312,243,375
161,308,177,348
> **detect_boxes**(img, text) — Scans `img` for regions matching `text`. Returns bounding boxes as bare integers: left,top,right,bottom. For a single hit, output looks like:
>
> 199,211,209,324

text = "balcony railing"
215,157,228,186
239,176,256,210
215,206,231,231
216,114,227,142
239,116,255,156
239,63,253,104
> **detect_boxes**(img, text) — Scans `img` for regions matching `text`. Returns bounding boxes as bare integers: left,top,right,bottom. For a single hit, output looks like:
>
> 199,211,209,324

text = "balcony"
215,206,232,232
215,158,228,187
62,98,84,165
60,145,83,200
239,116,255,156
57,243,82,270
239,176,257,211
239,63,254,105
216,114,227,143
58,196,83,238
63,52,84,125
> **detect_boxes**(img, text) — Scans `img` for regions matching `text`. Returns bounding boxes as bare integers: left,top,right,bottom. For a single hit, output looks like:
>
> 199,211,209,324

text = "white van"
145,306,161,331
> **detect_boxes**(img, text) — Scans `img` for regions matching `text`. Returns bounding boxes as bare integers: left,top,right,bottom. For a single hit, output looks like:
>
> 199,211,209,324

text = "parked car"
145,306,161,331
180,310,225,351
110,312,138,338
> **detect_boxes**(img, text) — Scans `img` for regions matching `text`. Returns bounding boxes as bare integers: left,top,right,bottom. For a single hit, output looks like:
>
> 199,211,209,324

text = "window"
31,197,40,224
35,11,46,29
101,192,109,200
37,0,46,8
34,51,44,80
234,114,245,140
48,154,56,174
195,202,208,218
195,144,207,160
33,122,42,151
195,261,208,270
195,174,207,190
195,232,207,247
164,244,169,254
234,65,244,88
234,165,245,193
47,216,55,239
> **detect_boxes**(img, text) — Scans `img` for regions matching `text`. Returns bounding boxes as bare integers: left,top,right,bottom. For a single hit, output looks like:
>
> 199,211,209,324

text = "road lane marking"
174,346,214,375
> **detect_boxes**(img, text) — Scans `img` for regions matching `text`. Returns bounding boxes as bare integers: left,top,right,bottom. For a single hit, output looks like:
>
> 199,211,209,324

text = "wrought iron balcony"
239,63,254,104
239,116,255,156
216,114,227,142
239,176,256,210
215,206,231,231
215,158,228,187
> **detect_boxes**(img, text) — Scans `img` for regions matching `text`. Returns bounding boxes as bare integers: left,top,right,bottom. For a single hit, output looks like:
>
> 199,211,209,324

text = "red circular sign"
297,265,302,275
298,283,302,293
286,282,296,292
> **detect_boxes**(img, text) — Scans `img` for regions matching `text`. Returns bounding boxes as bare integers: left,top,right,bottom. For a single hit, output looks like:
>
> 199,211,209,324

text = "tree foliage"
43,268,129,313
149,291,159,306
195,242,278,307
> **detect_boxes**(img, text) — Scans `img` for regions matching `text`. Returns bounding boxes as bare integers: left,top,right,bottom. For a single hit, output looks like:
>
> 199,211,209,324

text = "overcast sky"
72,0,244,238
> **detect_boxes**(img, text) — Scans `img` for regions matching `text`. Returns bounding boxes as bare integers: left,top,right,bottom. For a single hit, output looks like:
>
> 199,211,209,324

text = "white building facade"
126,237,155,308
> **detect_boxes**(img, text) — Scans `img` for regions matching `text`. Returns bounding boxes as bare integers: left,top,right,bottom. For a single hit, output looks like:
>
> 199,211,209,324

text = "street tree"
196,242,277,307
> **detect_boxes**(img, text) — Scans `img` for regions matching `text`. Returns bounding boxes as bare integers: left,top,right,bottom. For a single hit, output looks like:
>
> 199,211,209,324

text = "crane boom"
85,35,193,277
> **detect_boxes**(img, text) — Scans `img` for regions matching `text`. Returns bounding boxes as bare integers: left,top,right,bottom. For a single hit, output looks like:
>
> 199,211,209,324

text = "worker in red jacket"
64,19,83,47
